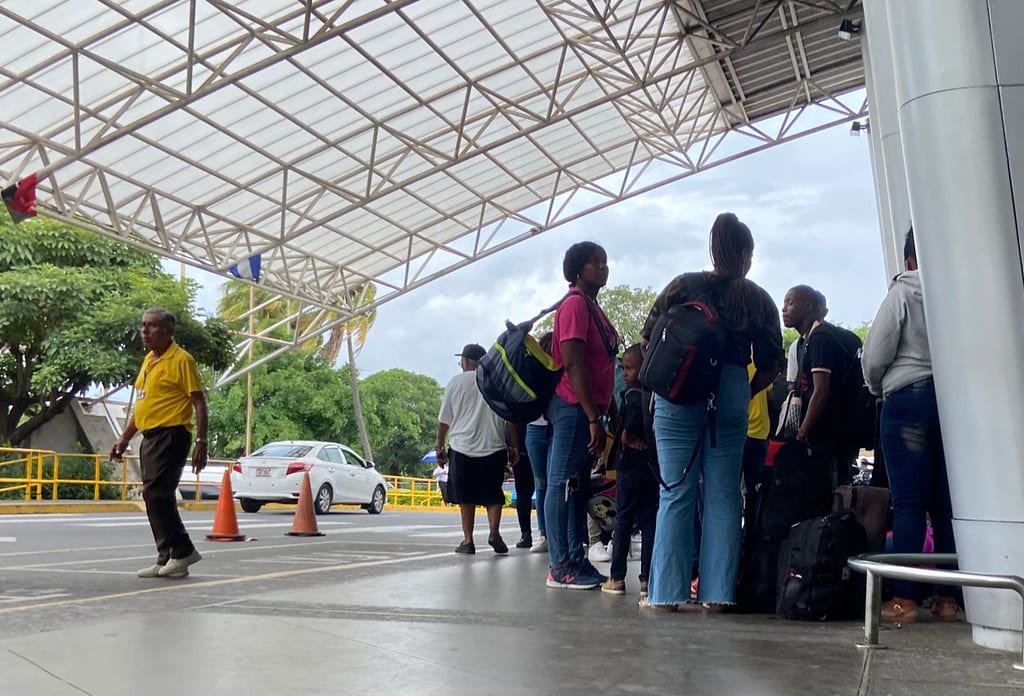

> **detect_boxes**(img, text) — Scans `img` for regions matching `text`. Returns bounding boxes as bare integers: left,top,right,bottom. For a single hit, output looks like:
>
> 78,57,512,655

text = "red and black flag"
2,173,37,222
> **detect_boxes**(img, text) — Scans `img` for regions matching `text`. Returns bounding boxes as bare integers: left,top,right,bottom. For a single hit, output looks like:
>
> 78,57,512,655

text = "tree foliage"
535,284,657,348
206,360,442,477
206,351,352,457
0,216,233,445
351,369,443,476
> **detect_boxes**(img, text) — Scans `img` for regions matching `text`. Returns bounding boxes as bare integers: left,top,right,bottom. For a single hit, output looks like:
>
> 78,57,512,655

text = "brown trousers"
140,426,195,564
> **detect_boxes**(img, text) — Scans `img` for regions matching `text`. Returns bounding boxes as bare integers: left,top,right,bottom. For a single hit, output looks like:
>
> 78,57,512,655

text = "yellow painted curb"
0,501,146,514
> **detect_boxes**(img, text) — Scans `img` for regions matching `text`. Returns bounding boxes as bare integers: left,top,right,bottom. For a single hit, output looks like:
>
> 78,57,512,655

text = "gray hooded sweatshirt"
861,270,933,397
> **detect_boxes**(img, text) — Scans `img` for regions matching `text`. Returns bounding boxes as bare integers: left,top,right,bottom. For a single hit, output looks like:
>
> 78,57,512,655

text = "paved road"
0,508,525,638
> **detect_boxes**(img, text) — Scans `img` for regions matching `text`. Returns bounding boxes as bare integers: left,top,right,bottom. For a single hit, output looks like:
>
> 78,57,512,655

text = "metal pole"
859,569,881,649
245,284,255,456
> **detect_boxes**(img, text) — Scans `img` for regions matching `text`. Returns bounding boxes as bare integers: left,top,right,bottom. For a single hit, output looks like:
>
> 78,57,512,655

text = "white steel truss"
0,0,865,383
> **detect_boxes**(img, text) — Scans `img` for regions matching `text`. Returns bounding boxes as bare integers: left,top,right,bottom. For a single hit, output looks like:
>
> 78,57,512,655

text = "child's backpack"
775,509,868,621
476,296,566,423
737,440,831,613
639,272,726,406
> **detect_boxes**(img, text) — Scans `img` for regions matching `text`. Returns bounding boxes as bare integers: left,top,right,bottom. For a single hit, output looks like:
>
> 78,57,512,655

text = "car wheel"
367,485,385,515
314,483,333,515
239,498,263,513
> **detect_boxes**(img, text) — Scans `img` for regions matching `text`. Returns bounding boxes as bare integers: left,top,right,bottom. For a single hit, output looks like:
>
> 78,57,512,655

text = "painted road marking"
0,551,452,614
0,536,16,542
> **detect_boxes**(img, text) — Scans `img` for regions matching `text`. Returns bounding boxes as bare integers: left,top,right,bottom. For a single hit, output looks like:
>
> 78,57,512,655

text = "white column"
863,0,911,277
860,32,899,281
888,0,1024,653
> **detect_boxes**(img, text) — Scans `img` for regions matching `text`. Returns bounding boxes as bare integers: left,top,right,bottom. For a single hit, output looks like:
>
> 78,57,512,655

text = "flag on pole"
229,254,262,282
2,173,37,223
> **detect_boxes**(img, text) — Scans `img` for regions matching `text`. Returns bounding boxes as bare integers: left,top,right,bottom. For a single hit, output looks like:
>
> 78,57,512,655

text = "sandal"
880,597,919,623
932,596,959,622
638,596,678,612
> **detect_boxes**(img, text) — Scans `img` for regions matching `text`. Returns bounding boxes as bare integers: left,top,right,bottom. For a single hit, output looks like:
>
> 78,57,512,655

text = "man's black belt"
141,425,188,439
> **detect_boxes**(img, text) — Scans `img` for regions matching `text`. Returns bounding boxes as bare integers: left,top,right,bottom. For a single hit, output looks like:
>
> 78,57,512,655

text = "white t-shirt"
786,340,800,383
432,465,448,483
438,371,506,457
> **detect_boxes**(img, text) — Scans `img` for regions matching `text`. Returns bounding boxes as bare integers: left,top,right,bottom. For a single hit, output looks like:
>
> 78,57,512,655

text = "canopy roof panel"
0,0,865,378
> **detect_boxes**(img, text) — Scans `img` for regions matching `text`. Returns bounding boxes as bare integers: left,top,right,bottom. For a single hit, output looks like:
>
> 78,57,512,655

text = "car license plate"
255,467,272,478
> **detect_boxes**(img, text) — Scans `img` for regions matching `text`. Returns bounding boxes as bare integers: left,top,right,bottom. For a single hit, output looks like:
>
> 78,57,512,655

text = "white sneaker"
531,536,548,553
589,543,611,563
137,563,162,578
158,549,202,577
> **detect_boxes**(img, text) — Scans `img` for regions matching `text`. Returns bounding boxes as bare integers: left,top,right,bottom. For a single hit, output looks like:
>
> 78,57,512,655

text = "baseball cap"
455,343,486,361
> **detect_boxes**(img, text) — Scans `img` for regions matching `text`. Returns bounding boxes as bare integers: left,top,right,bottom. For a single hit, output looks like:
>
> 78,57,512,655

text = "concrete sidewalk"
1,541,1020,695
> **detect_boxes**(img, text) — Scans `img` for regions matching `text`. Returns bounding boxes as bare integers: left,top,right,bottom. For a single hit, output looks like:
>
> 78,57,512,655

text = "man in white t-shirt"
437,343,510,555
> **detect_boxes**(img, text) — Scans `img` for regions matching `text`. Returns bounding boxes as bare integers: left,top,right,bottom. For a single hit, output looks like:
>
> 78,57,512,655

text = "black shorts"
448,448,507,506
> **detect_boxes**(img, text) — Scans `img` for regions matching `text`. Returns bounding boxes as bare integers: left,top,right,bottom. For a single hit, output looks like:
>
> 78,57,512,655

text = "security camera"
838,19,861,41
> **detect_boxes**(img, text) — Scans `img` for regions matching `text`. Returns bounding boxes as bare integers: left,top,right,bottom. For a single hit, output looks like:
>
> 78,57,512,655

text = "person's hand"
436,448,447,466
109,439,128,461
587,421,606,455
191,441,208,474
509,446,520,465
796,427,808,444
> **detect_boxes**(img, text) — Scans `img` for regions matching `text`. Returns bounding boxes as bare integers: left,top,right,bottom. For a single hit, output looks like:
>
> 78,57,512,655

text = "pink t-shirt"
552,288,617,412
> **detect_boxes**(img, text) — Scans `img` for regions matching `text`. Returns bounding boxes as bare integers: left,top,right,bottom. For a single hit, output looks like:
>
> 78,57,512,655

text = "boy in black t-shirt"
782,286,861,498
601,345,659,597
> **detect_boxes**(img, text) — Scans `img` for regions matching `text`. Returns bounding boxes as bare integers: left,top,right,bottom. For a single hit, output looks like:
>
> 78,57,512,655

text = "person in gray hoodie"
862,228,957,625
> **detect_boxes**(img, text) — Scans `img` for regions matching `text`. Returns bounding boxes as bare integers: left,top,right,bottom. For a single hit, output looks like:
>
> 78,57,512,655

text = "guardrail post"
120,458,128,500
858,569,881,649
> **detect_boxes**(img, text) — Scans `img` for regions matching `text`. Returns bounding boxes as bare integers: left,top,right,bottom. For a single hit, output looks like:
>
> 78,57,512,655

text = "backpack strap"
519,292,571,331
682,271,712,301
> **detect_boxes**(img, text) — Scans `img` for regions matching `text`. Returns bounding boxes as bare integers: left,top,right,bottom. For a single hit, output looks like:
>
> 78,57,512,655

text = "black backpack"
476,297,566,424
775,509,868,621
842,346,879,451
639,273,726,406
737,440,832,613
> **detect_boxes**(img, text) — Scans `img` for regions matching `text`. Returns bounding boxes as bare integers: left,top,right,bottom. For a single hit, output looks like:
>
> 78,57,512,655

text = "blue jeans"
880,377,956,598
525,423,551,535
649,365,748,605
545,394,591,569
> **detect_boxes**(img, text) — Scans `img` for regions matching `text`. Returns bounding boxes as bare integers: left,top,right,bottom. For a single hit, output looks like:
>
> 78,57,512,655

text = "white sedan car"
231,440,387,515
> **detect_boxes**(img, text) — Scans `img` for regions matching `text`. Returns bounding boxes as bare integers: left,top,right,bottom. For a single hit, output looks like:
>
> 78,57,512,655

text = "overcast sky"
184,121,887,388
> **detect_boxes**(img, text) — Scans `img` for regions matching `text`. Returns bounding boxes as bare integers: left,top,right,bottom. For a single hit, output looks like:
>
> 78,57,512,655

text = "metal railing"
848,552,1024,671
0,447,450,509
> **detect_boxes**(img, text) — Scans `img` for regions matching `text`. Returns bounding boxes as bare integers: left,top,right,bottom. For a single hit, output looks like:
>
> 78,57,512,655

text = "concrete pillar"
863,0,911,278
888,0,1024,652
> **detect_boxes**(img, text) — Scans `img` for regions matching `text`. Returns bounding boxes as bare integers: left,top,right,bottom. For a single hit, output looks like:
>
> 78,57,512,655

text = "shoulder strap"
519,291,572,331
583,294,620,357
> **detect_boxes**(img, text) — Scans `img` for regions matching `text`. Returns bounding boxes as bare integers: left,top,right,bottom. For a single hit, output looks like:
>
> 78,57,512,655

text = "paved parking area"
1,509,1022,695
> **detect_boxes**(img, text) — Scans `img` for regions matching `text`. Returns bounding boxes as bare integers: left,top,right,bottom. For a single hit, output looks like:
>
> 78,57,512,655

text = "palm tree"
322,283,377,462
218,280,378,460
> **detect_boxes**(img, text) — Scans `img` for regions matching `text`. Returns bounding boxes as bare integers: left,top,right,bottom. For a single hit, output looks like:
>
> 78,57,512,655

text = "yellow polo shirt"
133,342,203,432
747,360,770,440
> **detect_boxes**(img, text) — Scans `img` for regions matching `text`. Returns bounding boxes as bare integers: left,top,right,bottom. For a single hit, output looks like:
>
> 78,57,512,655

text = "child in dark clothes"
601,344,659,597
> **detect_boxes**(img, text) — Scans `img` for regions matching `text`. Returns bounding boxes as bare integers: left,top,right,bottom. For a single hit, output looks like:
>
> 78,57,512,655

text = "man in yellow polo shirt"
110,308,208,579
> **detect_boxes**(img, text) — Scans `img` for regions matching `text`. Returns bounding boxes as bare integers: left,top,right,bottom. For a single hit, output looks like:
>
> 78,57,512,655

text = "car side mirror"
365,461,375,469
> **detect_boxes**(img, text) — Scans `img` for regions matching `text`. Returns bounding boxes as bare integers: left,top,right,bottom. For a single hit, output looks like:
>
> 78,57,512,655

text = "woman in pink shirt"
544,241,620,590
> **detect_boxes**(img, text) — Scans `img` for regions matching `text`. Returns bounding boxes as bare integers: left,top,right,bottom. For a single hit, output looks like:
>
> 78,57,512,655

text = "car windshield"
251,444,313,458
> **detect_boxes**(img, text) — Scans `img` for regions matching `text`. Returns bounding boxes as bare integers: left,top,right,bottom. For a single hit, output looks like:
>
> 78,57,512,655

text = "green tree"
535,284,657,347
0,215,233,446
217,280,378,461
206,351,352,457
341,368,443,476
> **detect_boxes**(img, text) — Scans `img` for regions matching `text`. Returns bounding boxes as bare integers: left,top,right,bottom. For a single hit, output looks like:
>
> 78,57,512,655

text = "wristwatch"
195,438,208,445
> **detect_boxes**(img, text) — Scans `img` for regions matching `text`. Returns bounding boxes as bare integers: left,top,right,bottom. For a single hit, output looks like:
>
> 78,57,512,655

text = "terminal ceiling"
0,0,866,379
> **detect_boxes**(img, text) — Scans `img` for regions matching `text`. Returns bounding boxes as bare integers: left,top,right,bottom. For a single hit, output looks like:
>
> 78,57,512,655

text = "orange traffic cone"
286,471,324,537
206,468,247,542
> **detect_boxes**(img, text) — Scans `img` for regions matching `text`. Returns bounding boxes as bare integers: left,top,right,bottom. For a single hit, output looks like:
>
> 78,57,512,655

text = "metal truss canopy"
0,0,865,382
